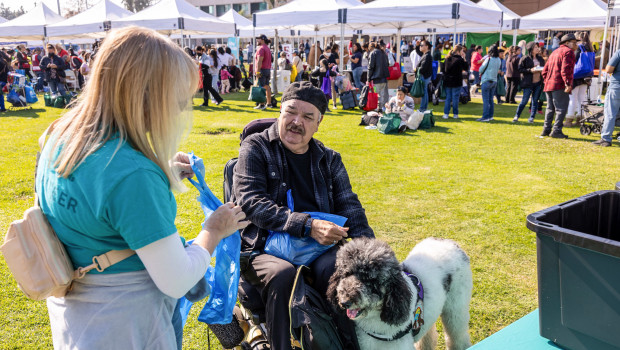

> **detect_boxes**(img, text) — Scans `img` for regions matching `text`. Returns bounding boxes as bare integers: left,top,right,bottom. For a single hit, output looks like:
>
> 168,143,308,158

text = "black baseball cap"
257,34,268,41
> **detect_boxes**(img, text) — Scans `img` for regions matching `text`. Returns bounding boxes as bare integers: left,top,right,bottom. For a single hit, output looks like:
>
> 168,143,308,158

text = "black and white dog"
327,238,472,350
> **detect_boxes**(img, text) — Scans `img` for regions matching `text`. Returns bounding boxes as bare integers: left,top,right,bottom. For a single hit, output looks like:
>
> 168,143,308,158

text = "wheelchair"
210,118,290,350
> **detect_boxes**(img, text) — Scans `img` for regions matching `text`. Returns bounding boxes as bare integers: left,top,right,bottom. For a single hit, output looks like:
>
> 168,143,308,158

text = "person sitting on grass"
385,86,415,133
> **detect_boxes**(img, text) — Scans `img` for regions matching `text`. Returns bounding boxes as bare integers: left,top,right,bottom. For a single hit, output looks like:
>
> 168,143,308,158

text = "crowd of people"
1,28,617,145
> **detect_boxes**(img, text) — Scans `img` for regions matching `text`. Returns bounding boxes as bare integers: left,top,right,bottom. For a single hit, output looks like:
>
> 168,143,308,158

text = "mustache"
286,123,305,135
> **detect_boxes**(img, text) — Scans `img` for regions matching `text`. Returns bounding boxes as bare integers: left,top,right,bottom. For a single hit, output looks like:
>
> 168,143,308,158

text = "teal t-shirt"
35,135,178,273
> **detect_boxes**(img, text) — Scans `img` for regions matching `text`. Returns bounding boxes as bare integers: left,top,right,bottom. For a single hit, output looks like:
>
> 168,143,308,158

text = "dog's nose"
340,300,352,309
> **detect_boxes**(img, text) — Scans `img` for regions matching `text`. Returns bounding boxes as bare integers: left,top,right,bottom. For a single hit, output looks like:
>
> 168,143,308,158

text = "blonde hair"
449,44,463,56
50,26,198,192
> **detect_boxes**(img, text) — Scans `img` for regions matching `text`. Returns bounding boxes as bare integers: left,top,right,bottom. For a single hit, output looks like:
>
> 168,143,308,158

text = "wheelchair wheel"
580,124,592,136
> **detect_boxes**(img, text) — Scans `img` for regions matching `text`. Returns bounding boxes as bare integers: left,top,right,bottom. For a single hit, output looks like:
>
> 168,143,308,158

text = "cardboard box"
387,75,403,89
406,73,417,83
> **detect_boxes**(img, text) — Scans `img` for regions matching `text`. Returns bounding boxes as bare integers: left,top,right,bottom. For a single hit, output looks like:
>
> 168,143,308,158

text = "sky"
2,0,125,16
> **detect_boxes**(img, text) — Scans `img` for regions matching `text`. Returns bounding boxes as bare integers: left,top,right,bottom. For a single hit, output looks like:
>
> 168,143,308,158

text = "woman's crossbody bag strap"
37,120,136,273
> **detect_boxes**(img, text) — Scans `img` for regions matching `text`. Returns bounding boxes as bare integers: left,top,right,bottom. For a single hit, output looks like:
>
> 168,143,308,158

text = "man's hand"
565,86,573,94
256,71,262,78
310,219,348,245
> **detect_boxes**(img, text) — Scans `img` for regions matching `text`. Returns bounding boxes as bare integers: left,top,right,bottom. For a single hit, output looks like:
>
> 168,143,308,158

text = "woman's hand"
171,152,194,180
194,202,250,254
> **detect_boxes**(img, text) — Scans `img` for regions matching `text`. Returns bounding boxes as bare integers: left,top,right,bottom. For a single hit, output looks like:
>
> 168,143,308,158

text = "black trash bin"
526,191,620,350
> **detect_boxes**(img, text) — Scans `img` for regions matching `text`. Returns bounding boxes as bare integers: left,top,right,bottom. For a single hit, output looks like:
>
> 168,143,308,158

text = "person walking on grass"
470,45,485,94
505,46,522,104
593,47,620,147
540,34,577,139
476,46,501,122
197,46,223,107
513,42,545,123
254,34,275,110
443,44,468,119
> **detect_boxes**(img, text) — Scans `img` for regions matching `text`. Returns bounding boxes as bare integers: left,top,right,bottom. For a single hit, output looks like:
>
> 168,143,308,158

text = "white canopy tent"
342,0,503,62
253,0,364,76
0,3,65,41
113,0,235,41
519,0,608,30
47,0,133,40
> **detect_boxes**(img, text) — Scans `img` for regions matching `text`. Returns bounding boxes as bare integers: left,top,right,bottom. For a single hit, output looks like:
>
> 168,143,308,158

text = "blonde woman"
35,27,249,349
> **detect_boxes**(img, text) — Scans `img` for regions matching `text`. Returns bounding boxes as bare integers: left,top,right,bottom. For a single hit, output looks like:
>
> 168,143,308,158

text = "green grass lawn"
0,90,618,349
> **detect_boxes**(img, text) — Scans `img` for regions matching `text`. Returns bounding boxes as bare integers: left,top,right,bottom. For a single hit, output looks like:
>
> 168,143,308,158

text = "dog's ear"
327,266,344,309
380,272,413,325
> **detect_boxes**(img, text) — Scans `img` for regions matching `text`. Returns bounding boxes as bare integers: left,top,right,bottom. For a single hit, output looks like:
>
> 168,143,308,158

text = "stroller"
431,71,471,105
579,102,620,137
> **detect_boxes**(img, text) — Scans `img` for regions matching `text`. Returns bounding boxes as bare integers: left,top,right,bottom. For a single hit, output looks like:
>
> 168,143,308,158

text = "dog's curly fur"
328,238,473,350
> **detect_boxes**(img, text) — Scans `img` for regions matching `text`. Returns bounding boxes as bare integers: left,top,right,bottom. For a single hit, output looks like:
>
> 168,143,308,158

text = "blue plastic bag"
574,44,595,79
177,153,241,326
264,190,347,266
25,85,38,103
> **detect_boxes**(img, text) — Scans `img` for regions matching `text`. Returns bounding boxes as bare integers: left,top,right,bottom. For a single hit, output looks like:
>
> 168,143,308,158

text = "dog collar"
358,272,425,342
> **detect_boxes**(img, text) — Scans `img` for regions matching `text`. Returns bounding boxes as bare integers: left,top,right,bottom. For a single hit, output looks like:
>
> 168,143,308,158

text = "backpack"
70,56,83,70
358,83,370,109
289,265,345,350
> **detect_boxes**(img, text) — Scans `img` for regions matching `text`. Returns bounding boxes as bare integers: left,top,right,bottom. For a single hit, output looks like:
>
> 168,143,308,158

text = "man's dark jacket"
39,54,66,83
232,123,375,254
367,48,389,84
415,45,434,79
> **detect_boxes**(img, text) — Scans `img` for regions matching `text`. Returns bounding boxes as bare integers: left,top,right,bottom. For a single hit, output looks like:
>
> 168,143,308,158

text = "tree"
63,0,89,18
0,2,26,20
122,0,154,13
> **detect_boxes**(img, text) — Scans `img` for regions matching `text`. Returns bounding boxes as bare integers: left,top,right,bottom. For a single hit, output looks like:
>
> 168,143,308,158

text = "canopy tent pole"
498,12,503,47
273,29,279,95
252,14,256,80
546,30,551,49
396,27,402,64
513,28,517,46
599,5,612,99
340,22,345,73
453,18,457,45
314,30,318,67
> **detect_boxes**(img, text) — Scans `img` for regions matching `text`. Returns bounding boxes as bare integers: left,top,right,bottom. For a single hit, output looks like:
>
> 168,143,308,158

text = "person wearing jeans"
593,48,620,146
350,43,364,89
367,42,390,111
514,82,542,122
541,34,577,138
414,40,434,111
442,44,469,119
513,42,545,123
476,46,501,122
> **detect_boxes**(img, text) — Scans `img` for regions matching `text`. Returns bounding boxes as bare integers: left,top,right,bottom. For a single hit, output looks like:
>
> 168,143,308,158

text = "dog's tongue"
347,309,360,319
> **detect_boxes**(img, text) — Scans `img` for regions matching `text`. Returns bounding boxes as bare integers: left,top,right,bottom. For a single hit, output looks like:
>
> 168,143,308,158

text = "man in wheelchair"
232,81,375,349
